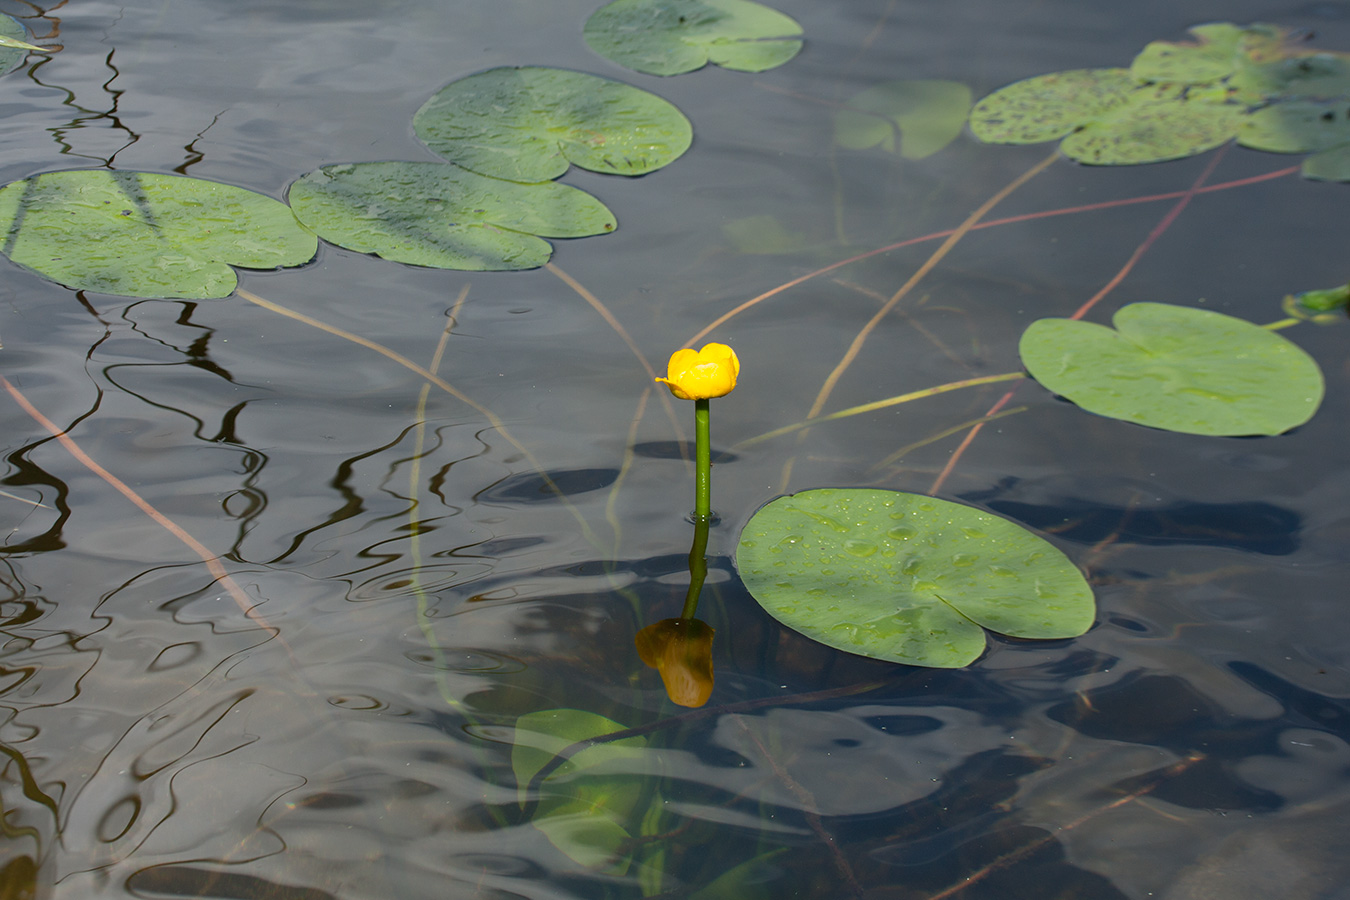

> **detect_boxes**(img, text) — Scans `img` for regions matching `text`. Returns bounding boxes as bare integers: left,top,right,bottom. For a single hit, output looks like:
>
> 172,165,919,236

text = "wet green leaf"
1238,100,1350,153
1302,142,1350,181
968,68,1137,145
288,162,615,271
584,0,802,76
413,67,692,182
1019,303,1324,436
0,15,39,74
512,708,644,801
0,170,317,299
835,79,972,159
736,489,1095,668
1059,90,1245,165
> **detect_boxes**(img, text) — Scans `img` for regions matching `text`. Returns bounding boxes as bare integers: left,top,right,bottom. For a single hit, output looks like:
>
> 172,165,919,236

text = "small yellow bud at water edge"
656,343,739,400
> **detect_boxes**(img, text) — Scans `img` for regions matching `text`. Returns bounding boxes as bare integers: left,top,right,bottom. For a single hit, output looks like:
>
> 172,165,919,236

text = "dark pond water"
2,0,1350,898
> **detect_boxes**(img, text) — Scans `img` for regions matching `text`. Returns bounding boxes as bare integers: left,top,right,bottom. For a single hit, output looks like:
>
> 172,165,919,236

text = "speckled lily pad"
583,0,803,76
736,489,1094,668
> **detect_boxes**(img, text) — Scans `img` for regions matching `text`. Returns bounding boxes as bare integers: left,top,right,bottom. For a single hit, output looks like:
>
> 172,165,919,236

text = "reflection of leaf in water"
584,0,803,77
1020,303,1324,436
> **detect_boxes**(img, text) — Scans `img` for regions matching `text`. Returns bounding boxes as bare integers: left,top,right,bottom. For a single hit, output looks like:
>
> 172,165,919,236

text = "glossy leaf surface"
289,162,616,271
584,0,802,76
413,67,692,182
1019,303,1324,436
835,80,972,159
737,489,1094,668
0,171,317,299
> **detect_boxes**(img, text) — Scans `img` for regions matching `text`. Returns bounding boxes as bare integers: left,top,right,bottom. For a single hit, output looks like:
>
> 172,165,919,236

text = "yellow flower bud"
635,618,715,708
655,343,739,400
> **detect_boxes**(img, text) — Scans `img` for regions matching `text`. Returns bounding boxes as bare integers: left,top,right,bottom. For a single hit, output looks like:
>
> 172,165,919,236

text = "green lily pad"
512,709,646,874
288,162,616,271
1238,100,1350,153
1130,22,1280,86
583,0,803,76
1302,142,1350,181
969,68,1137,145
835,80,972,160
413,67,692,182
1019,303,1324,436
736,489,1095,668
1059,89,1245,165
0,170,317,299
0,15,38,75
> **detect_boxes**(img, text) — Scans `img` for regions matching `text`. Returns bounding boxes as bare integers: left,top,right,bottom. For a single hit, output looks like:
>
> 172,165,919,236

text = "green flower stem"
683,398,713,620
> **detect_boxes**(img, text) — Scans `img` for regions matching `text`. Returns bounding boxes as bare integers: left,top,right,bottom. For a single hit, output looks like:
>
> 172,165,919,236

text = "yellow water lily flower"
656,342,739,400
635,618,715,708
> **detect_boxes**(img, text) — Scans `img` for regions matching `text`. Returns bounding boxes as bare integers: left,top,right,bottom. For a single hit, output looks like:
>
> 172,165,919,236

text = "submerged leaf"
968,68,1136,145
736,489,1095,668
413,67,692,182
584,0,803,76
835,79,972,159
0,171,316,299
1019,303,1324,436
288,162,615,271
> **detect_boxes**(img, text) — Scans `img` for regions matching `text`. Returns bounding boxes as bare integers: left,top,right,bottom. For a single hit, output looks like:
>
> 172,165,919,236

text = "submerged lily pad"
0,170,317,299
835,80,972,159
583,0,803,76
512,709,646,873
1019,303,1324,436
413,67,692,182
736,489,1094,668
288,162,616,271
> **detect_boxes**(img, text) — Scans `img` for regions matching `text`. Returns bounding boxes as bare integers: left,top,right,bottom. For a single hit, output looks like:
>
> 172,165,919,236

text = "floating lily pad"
512,709,646,873
1130,22,1279,86
969,68,1137,145
736,489,1095,668
1059,89,1245,165
288,162,616,271
413,67,692,182
583,0,803,76
835,80,972,159
0,15,38,76
1238,100,1350,153
0,171,317,299
1302,142,1350,181
1019,303,1324,436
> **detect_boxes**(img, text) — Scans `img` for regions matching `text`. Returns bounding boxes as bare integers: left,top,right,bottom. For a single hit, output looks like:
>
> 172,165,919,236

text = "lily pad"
1059,89,1245,165
835,80,972,160
0,15,38,76
1130,22,1280,86
1019,303,1324,436
288,162,616,271
968,68,1137,145
512,709,647,873
0,170,317,299
736,489,1095,668
583,0,803,77
413,67,692,182
1301,143,1350,181
1238,100,1350,153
